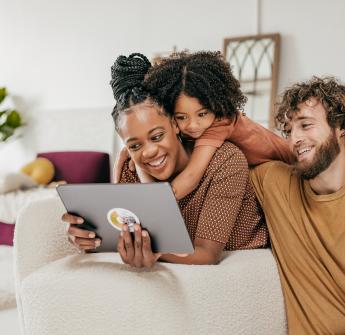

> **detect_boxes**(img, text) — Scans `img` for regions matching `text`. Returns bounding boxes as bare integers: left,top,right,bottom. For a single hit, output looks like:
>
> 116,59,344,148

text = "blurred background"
1,0,345,166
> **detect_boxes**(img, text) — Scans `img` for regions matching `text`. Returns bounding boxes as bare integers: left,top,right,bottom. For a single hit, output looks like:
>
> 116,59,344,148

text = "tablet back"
57,183,194,253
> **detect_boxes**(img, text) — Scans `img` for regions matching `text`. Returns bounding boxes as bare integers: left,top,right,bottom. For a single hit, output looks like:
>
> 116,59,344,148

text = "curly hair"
144,51,247,120
109,53,164,130
276,76,345,135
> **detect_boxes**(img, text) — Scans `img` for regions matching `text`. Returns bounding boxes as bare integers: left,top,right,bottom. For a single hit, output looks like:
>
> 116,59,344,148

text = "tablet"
57,183,194,253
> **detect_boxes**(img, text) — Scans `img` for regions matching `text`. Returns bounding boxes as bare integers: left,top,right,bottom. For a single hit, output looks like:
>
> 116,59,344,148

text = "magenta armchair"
37,151,111,183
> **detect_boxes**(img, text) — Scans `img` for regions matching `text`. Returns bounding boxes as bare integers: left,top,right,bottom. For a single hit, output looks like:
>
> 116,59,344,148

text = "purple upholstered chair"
37,151,111,184
0,222,15,246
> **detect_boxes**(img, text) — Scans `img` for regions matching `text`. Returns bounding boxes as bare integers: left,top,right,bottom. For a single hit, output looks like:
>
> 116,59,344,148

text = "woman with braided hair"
63,52,269,267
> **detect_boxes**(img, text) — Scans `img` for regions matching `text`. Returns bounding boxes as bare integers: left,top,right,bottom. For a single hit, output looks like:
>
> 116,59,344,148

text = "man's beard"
294,130,340,180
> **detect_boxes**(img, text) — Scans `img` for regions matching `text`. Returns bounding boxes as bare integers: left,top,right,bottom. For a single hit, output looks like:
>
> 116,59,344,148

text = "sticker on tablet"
107,208,140,232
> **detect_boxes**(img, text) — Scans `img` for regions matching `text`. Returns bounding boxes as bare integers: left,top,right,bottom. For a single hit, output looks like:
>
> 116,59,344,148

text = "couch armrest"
14,197,78,283
18,249,287,335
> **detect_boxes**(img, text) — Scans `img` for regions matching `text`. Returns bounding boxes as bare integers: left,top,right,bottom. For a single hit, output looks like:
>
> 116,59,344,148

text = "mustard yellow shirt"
251,161,345,335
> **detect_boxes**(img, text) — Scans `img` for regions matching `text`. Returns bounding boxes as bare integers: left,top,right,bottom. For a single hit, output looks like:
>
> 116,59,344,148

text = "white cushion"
0,173,37,194
0,187,57,224
0,246,16,309
19,250,287,335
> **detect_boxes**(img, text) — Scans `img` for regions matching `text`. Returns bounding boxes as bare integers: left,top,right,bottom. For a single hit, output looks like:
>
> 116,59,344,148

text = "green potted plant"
0,87,23,142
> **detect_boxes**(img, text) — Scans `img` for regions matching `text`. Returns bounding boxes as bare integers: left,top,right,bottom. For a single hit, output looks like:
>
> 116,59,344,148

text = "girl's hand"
113,147,136,183
135,163,155,183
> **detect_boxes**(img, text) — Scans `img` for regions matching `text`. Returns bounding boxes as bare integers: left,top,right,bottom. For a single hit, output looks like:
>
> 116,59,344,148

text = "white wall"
1,0,345,163
0,0,257,112
262,0,345,92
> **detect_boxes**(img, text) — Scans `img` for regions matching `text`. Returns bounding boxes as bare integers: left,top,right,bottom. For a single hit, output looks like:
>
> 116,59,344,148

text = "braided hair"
144,51,247,120
110,53,155,130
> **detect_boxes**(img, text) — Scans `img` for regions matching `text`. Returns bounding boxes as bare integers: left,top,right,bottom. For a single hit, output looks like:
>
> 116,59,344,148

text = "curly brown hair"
144,51,247,120
276,76,345,136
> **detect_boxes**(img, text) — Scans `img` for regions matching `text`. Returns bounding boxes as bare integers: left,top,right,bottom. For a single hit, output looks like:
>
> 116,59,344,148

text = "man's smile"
295,146,314,161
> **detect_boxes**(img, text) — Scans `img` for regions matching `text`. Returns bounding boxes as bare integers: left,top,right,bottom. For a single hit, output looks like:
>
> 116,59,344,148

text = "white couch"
14,197,287,335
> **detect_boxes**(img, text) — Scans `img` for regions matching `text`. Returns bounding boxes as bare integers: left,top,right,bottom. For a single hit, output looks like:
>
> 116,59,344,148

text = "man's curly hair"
276,76,345,135
144,51,247,120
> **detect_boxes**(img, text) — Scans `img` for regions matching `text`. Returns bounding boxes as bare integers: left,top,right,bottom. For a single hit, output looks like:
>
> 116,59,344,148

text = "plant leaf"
0,87,7,104
0,125,14,141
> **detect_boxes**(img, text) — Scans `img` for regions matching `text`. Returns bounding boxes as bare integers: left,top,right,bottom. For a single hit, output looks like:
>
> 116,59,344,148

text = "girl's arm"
227,114,294,165
197,114,294,165
171,145,217,200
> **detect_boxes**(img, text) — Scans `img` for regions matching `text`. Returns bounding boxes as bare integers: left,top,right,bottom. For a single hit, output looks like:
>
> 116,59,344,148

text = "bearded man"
247,76,345,334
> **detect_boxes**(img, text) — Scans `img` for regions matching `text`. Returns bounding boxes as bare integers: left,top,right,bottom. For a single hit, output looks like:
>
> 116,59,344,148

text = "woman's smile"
145,154,167,170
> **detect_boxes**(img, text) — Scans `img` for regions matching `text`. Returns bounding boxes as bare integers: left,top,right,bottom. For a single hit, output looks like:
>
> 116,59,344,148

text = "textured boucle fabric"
121,142,268,250
14,197,287,335
19,251,287,335
0,246,16,309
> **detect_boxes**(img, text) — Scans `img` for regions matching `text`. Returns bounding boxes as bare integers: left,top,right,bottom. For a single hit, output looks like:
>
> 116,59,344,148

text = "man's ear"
336,128,345,140
336,126,345,137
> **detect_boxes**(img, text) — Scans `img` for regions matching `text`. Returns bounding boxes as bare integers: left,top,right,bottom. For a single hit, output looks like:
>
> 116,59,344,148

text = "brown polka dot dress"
120,142,268,250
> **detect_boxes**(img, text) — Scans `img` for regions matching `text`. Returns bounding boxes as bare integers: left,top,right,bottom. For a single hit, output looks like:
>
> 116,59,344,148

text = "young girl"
114,52,292,200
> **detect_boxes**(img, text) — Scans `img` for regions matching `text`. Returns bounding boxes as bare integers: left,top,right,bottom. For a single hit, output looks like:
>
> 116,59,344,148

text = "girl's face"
174,93,216,139
118,101,189,181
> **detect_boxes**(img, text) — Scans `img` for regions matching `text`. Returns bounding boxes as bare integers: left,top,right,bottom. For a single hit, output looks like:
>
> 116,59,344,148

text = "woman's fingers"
68,236,101,250
62,212,100,250
76,237,101,249
70,237,100,250
117,233,127,262
122,225,134,263
141,230,151,257
141,231,159,268
62,213,84,224
67,225,96,239
133,225,143,267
